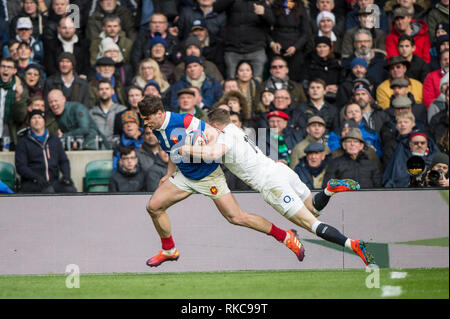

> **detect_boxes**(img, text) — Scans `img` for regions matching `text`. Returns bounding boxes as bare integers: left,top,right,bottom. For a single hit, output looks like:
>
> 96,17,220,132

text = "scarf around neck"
0,75,16,124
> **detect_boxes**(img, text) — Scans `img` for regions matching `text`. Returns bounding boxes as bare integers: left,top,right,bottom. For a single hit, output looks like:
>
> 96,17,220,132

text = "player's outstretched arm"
180,143,229,162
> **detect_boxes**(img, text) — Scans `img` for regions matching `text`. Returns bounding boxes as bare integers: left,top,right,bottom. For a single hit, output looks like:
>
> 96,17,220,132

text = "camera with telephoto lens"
406,156,427,187
428,169,448,186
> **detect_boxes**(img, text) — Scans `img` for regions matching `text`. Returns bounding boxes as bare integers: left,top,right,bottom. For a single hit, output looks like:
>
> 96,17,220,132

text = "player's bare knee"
146,200,163,218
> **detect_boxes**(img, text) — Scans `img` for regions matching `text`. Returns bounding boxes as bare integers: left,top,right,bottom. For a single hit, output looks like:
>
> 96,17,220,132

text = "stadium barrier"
0,190,448,275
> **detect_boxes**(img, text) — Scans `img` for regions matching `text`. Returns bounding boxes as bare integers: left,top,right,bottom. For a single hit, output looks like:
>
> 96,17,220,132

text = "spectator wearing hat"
175,88,208,122
429,33,449,71
293,142,329,190
188,18,227,76
112,110,144,172
427,1,449,42
386,79,428,129
97,37,134,88
214,0,274,81
265,110,303,166
341,28,389,88
352,82,391,135
88,56,127,108
113,85,145,137
289,116,331,170
143,80,163,98
310,0,348,37
86,0,136,42
89,15,134,66
385,6,431,63
15,109,77,194
331,102,382,157
47,88,106,150
383,130,441,187
380,110,418,167
396,34,430,82
21,63,44,100
142,33,177,84
109,144,149,192
304,36,342,100
132,58,171,95
423,49,449,107
169,55,222,111
428,72,449,122
2,16,44,66
425,152,449,187
268,0,311,82
44,52,90,107
345,0,389,33
315,10,342,55
384,0,428,27
44,16,90,78
325,127,382,188
254,86,276,116
255,56,307,111
177,1,226,41
0,57,29,150
296,79,340,135
130,13,181,69
173,34,223,83
89,79,127,147
9,0,47,41
336,57,375,109
341,7,387,59
376,56,423,109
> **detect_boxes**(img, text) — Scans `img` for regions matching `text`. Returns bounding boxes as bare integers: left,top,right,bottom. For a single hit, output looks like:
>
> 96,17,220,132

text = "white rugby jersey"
216,123,278,191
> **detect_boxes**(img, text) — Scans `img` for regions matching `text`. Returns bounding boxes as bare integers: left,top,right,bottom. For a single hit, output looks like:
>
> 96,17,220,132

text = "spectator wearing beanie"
427,1,450,42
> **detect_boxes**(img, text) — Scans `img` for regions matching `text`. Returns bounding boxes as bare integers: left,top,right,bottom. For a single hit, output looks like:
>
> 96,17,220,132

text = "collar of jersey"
158,111,171,131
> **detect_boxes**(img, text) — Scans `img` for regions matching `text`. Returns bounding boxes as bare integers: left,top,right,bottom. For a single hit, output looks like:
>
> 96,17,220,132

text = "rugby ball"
185,130,207,146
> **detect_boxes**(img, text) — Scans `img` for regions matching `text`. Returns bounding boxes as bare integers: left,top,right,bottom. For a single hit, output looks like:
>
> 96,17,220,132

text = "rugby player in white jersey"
179,108,374,266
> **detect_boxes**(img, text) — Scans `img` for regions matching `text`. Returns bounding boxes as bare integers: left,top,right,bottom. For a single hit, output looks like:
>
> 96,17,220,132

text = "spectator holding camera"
425,152,449,187
15,109,77,193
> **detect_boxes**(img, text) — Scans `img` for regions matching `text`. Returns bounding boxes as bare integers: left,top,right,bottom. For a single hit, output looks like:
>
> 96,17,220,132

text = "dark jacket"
296,100,340,135
341,52,389,88
341,26,386,58
136,143,168,192
364,103,391,136
169,74,222,111
385,93,428,131
294,157,328,190
15,129,71,183
213,0,275,53
177,2,226,40
44,37,91,77
305,52,342,85
406,55,430,83
108,163,147,192
382,135,440,188
324,150,382,189
428,109,449,148
380,122,419,168
44,74,90,107
264,127,303,163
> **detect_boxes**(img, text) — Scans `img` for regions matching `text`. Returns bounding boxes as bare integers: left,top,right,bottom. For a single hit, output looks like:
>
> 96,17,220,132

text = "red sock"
268,224,287,243
161,236,175,250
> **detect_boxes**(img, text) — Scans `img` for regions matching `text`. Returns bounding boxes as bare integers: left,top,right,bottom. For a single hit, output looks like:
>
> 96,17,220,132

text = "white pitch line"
390,272,408,279
381,285,402,297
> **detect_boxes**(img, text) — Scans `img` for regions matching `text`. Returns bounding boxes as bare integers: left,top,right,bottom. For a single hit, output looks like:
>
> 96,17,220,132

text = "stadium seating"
0,161,16,192
84,160,113,192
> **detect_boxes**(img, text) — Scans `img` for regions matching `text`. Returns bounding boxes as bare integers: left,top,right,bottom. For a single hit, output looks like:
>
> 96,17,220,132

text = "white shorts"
169,166,231,199
261,163,311,219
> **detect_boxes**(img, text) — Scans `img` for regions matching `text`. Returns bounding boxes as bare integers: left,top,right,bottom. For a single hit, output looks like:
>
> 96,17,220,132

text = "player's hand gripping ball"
185,130,208,146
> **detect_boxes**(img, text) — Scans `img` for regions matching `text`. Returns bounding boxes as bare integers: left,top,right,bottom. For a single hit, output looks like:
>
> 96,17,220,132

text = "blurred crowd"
0,0,448,194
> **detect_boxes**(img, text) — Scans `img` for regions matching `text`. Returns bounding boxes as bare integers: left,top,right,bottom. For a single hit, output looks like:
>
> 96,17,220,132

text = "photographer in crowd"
426,152,449,187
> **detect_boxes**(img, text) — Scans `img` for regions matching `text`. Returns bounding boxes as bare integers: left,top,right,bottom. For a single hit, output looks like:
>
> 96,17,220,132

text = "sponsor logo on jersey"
283,195,292,203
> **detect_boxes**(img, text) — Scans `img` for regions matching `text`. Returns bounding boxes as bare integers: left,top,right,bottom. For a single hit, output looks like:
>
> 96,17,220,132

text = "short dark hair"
229,111,242,123
207,108,231,125
398,34,415,46
102,14,121,26
0,57,16,66
97,79,112,89
127,85,143,95
309,78,326,88
119,144,136,157
28,94,44,106
138,95,165,116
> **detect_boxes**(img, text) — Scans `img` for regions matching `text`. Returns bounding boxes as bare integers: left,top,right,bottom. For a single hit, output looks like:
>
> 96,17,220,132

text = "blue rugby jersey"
154,112,218,180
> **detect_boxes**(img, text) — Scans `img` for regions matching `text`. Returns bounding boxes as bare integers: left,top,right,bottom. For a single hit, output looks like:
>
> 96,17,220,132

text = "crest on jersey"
210,186,218,195
171,135,179,144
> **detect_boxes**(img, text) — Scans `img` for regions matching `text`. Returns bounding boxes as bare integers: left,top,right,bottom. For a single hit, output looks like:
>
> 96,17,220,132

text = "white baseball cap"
16,17,33,30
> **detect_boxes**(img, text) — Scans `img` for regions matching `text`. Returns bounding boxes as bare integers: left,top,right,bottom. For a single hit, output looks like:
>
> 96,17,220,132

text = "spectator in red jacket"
385,7,431,63
423,48,449,107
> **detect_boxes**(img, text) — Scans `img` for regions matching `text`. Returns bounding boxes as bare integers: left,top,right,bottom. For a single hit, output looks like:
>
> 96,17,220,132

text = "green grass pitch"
0,268,448,299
